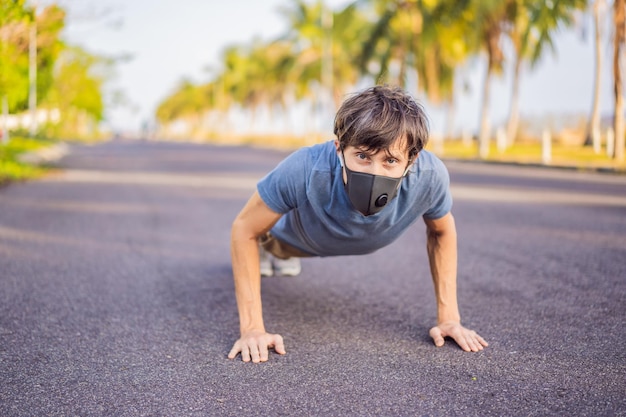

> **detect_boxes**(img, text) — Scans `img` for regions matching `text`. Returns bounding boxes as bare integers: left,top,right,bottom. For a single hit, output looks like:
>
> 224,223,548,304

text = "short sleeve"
422,158,453,220
257,148,310,214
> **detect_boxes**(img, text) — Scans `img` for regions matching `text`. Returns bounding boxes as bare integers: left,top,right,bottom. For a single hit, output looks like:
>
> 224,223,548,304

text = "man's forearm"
426,224,460,324
231,228,265,334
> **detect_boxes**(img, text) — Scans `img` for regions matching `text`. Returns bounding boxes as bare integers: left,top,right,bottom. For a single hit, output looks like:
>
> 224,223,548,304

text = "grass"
1,133,624,188
425,140,626,173
209,133,626,173
0,136,55,184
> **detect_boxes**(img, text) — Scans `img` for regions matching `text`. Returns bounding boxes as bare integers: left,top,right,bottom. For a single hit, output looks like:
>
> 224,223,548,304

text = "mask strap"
402,154,418,176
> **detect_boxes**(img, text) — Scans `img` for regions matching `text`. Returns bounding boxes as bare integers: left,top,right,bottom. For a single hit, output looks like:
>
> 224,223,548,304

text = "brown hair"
333,85,429,162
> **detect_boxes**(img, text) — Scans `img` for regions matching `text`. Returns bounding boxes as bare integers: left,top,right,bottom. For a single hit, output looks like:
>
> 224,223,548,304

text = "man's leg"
258,233,310,277
259,245,274,277
273,257,302,277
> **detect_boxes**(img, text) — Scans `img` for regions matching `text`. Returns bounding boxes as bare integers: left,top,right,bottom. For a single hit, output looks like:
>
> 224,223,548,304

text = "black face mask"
340,152,408,216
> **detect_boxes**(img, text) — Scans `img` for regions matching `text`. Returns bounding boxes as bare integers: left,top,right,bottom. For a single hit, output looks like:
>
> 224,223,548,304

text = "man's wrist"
240,326,266,335
437,312,461,324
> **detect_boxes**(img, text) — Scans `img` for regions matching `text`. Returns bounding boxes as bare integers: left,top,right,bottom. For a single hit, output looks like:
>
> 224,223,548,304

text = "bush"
0,136,52,184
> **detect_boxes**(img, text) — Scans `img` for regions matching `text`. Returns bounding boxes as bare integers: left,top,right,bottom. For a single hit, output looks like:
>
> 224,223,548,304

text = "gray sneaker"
259,247,274,277
273,257,302,277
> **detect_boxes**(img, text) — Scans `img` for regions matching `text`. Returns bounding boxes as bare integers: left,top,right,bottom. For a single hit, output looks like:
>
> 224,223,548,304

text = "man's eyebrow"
383,149,405,160
355,147,406,160
355,147,375,155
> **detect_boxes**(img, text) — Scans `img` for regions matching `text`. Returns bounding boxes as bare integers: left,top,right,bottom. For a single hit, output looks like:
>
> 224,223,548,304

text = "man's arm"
227,191,285,363
423,212,488,352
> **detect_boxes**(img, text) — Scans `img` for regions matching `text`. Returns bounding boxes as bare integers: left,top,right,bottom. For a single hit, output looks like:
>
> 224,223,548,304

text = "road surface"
1,139,624,416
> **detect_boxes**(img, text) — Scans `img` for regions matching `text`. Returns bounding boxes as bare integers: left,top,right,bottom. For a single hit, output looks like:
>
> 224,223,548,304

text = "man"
228,85,488,363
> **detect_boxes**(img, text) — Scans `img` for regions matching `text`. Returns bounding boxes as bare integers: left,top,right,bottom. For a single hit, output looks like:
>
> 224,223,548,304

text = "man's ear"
335,140,344,167
403,152,419,176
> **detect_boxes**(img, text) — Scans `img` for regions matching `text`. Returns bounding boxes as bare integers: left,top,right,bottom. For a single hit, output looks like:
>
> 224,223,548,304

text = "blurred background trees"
153,0,624,161
1,0,625,161
0,0,112,141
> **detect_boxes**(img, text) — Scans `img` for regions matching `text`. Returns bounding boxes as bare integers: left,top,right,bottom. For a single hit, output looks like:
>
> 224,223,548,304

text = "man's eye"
356,153,368,160
387,158,398,164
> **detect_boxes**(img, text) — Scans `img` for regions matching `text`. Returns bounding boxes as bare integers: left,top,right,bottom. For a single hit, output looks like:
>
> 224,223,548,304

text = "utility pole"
1,96,8,144
1,23,8,144
29,19,37,136
321,2,333,137
614,0,625,162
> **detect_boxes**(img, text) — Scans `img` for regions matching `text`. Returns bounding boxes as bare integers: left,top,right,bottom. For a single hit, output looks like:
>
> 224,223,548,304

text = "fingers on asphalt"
227,342,242,360
273,335,286,354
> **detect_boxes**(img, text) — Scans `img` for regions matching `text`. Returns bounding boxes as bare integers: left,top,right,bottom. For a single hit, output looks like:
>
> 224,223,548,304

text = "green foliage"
0,0,32,110
522,0,588,66
1,1,114,141
154,0,601,151
0,136,50,183
156,79,212,122
32,5,66,112
157,0,370,124
48,46,105,119
42,45,111,139
0,2,65,112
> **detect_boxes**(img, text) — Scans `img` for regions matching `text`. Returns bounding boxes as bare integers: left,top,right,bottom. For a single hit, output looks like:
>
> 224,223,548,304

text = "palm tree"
614,0,625,161
357,0,472,107
328,3,367,107
357,0,422,88
505,0,587,147
259,39,298,125
279,0,365,134
469,0,508,158
585,0,606,150
416,0,474,139
155,79,209,138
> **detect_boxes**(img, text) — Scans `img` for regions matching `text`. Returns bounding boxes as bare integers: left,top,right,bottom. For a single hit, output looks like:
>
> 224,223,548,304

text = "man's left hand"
429,321,488,352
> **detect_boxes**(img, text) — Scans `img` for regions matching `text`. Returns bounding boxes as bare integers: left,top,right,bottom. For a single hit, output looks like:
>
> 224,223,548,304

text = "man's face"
335,139,413,183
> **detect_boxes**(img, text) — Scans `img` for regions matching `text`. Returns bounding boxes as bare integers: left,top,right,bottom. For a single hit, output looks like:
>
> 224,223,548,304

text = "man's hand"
429,321,488,352
227,330,286,363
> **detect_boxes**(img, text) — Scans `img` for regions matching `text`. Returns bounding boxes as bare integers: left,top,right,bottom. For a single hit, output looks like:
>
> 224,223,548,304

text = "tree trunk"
586,0,604,148
479,63,492,159
479,21,502,160
424,47,441,105
506,51,522,146
614,0,625,161
445,97,456,140
1,95,9,143
397,55,407,88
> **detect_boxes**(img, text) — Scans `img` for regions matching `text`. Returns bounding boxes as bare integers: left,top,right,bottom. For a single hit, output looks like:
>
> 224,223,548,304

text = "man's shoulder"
305,140,335,158
286,140,333,160
417,150,448,175
292,140,336,171
265,140,334,183
418,149,442,165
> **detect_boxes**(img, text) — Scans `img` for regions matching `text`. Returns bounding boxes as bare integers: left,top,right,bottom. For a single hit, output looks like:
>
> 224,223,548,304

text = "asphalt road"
1,139,625,416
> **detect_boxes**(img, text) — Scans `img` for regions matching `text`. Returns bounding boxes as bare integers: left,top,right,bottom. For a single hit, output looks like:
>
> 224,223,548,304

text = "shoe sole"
276,268,301,277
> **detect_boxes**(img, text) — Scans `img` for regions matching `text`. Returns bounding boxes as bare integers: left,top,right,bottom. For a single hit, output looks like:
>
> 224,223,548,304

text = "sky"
54,0,615,137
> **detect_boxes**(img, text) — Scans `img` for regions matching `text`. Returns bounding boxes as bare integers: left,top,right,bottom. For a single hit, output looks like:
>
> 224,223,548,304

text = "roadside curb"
441,157,626,175
17,142,70,166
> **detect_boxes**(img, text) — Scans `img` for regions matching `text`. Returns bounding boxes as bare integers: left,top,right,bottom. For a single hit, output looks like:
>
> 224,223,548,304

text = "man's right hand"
227,330,286,363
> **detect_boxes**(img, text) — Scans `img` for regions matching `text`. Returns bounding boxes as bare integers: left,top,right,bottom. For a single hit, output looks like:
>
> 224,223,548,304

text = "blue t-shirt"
257,140,452,257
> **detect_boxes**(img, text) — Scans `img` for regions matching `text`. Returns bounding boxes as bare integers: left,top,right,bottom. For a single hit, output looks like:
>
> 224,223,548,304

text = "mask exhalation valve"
375,194,389,207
